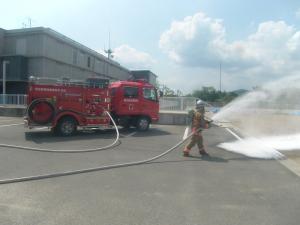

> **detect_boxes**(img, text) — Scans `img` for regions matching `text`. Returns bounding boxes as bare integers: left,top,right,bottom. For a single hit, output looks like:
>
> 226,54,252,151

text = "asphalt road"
0,117,299,225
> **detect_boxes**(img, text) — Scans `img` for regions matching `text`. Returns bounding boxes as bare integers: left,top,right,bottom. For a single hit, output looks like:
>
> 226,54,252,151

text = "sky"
1,0,300,93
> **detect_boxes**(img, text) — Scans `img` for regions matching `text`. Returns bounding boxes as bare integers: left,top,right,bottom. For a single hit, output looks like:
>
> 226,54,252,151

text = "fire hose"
0,99,199,184
0,110,120,153
2,98,120,153
0,127,196,185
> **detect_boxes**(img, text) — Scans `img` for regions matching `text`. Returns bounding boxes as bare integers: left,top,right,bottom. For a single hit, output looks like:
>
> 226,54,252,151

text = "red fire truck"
25,77,159,136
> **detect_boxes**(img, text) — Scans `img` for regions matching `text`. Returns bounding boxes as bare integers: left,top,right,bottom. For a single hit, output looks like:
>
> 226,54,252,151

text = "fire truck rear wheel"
118,116,131,129
55,117,77,136
136,117,150,131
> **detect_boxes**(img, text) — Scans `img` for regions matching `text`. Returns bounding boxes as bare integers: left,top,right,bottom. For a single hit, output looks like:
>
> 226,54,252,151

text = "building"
131,70,157,86
0,27,133,94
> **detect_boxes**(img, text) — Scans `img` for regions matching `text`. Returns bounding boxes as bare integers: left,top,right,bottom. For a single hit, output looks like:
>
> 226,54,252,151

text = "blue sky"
1,0,300,93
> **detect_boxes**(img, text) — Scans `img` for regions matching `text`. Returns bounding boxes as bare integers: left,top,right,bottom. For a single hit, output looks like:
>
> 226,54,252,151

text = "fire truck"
25,77,159,136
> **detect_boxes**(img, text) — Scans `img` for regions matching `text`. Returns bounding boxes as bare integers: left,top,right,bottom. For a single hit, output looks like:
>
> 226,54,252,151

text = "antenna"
104,30,114,59
22,17,33,28
109,30,111,49
28,17,32,28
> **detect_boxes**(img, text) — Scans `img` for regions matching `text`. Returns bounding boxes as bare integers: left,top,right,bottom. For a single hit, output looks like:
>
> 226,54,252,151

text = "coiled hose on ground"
9,98,120,153
0,110,120,153
0,99,197,184
0,128,196,185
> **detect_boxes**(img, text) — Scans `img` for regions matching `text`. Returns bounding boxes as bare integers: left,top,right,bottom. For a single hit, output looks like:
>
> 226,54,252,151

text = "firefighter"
183,100,209,157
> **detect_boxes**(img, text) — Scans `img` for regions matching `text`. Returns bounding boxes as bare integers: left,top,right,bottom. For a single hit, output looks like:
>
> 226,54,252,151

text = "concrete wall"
40,58,102,80
31,56,130,81
107,64,130,80
2,27,132,83
3,33,44,56
158,111,188,125
41,34,131,81
43,35,74,65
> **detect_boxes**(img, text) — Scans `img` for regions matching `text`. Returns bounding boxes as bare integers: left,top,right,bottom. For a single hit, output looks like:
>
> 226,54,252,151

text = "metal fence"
0,95,198,109
0,94,28,105
0,95,217,113
159,97,197,111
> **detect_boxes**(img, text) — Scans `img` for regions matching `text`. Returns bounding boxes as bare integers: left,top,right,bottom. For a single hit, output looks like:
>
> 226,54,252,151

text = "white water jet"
213,75,300,159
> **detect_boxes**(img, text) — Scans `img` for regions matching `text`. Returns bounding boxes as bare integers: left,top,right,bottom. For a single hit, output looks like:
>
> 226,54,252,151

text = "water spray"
213,75,300,159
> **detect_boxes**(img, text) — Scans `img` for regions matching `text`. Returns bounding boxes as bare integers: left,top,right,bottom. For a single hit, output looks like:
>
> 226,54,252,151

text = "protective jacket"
190,110,206,134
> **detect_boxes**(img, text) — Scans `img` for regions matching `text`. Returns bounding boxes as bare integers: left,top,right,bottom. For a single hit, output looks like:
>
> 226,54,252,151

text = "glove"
205,122,209,129
192,127,201,135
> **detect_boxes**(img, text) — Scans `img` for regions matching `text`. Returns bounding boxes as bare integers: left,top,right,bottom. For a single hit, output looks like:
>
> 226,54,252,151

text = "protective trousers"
184,132,204,153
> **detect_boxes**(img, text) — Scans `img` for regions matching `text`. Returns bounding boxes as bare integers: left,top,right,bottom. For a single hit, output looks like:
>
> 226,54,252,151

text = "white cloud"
159,12,226,67
159,12,300,88
113,45,156,69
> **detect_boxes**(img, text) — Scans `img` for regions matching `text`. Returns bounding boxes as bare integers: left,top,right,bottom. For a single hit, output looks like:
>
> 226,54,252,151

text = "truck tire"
55,117,77,136
136,117,150,131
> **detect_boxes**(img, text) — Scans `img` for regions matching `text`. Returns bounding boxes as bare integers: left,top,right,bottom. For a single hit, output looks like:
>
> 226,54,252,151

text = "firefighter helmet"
196,99,205,109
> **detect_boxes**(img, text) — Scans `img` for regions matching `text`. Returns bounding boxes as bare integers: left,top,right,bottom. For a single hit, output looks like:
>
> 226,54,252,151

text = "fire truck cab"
109,79,159,131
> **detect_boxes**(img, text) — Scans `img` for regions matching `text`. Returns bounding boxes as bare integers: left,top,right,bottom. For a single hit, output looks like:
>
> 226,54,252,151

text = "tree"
188,86,238,104
156,80,183,97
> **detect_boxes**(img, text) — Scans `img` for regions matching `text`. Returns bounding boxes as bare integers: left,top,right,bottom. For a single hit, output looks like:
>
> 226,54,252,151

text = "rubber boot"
199,149,209,156
183,148,190,157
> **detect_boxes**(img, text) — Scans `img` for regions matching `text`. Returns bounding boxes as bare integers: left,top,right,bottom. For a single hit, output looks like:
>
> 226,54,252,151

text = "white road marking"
225,127,243,140
0,123,23,128
33,127,48,130
0,119,22,122
279,159,300,177
120,131,137,138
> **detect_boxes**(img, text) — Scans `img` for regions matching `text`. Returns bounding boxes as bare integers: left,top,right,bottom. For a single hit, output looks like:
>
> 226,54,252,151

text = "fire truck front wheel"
136,117,150,131
55,117,77,136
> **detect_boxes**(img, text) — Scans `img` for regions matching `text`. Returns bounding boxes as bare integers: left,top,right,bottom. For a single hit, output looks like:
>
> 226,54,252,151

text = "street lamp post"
2,60,9,104
219,62,222,92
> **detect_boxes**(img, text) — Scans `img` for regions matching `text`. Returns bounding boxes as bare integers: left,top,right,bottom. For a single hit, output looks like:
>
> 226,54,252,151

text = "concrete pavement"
0,117,299,225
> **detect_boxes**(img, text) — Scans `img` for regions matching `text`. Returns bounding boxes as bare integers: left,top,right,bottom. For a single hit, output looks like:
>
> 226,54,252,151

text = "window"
143,88,157,101
16,39,26,55
87,56,91,68
124,86,139,98
72,50,78,65
111,88,117,97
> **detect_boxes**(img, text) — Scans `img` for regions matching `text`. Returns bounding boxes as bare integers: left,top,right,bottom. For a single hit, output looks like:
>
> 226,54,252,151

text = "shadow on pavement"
146,156,228,165
133,128,172,137
188,155,228,163
24,129,119,144
24,127,171,144
146,155,256,166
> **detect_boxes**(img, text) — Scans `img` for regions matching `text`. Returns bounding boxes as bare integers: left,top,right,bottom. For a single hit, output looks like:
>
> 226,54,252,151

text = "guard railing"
0,94,28,105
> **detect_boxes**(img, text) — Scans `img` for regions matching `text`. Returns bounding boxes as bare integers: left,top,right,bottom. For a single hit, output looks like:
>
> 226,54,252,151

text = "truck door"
121,86,140,114
142,87,159,119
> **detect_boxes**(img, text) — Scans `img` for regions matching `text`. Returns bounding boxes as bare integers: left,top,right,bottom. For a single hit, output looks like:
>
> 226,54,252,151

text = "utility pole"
2,60,9,104
104,31,114,60
219,62,222,92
